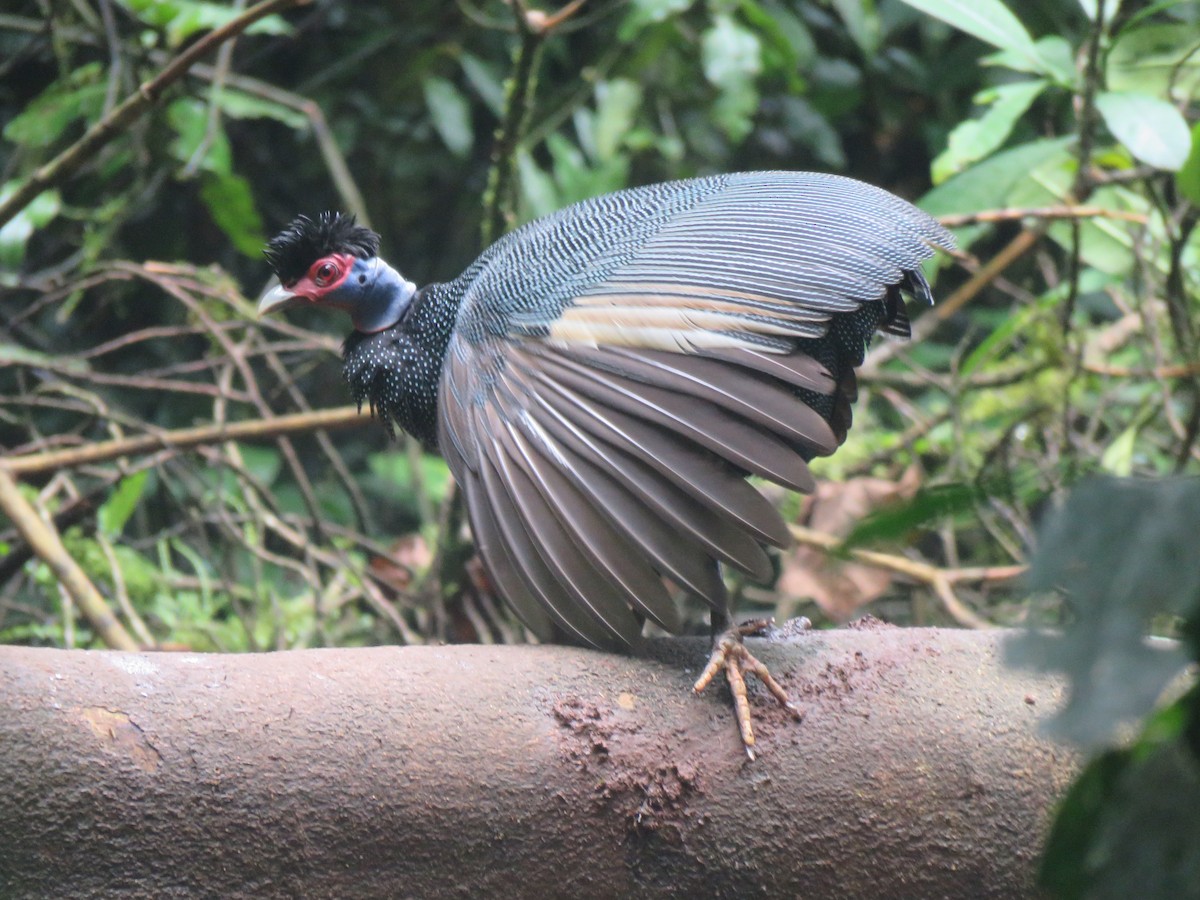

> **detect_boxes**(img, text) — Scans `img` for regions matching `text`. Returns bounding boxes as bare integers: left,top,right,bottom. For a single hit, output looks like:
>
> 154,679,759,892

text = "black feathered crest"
263,212,381,285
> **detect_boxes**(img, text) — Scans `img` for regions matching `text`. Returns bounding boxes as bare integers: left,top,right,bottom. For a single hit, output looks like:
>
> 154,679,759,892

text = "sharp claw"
693,620,801,758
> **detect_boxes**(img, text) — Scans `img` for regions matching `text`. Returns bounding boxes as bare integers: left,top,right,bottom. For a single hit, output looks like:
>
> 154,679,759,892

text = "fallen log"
0,625,1074,898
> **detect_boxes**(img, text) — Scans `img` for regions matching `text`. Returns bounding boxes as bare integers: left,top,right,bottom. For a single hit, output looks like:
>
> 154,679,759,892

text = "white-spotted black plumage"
265,171,953,652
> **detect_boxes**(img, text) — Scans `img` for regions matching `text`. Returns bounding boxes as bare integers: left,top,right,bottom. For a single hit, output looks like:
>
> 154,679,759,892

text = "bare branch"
0,468,138,649
0,629,1074,897
2,406,365,478
937,205,1148,228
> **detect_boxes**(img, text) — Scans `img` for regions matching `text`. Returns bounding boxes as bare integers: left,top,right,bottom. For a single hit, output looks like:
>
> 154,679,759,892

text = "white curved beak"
257,280,303,316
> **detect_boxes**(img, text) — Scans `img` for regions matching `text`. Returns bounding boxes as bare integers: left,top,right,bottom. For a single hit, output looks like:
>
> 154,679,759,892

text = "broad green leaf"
517,150,560,221
842,483,980,549
114,0,290,46
367,451,452,511
702,16,762,141
238,445,282,486
739,0,811,87
3,63,106,148
895,0,1046,75
1040,703,1200,900
1107,24,1200,102
217,89,308,130
1005,150,1147,276
711,79,759,142
0,186,60,269
168,98,233,174
932,79,1047,183
99,472,150,537
422,77,473,159
1069,185,1151,277
985,35,1075,86
701,14,762,88
1177,121,1200,204
921,136,1073,217
780,97,845,168
199,172,266,257
1100,424,1138,476
1095,91,1192,171
546,131,629,204
1008,476,1196,747
592,79,642,161
619,0,694,40
829,0,881,56
756,0,816,69
460,53,505,117
1039,749,1130,899
547,132,589,193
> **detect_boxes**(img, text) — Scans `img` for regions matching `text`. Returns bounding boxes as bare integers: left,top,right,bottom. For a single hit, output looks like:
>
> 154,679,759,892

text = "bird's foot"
692,618,802,760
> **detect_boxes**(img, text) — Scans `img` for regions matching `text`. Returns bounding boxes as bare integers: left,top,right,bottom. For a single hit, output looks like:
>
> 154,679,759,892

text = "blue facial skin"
335,256,417,334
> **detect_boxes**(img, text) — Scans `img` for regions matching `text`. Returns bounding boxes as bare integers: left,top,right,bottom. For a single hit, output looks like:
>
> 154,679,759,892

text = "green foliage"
1094,90,1192,171
1105,22,1200,100
932,79,1047,183
114,0,291,46
98,472,150,537
1179,121,1200,204
3,62,108,147
1011,478,1196,746
842,483,982,549
0,185,59,268
423,77,474,159
898,0,1055,76
1010,477,1200,898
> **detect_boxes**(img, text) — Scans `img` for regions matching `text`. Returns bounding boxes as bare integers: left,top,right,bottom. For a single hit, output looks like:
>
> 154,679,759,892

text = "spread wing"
438,171,953,650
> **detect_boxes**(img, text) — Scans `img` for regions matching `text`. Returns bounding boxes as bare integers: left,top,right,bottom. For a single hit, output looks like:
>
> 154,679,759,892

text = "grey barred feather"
329,171,953,651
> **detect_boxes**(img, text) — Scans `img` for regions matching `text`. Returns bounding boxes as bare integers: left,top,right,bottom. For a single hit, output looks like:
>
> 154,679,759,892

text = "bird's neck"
341,282,460,449
348,259,417,334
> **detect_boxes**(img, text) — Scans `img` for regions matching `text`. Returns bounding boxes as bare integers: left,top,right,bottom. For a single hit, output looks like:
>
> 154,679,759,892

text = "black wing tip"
263,211,381,284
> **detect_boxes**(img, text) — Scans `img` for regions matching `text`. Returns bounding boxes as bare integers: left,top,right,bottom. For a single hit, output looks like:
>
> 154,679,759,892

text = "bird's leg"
693,617,802,760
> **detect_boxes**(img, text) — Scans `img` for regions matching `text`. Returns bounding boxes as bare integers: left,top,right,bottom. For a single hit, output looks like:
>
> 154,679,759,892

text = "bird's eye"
313,261,340,287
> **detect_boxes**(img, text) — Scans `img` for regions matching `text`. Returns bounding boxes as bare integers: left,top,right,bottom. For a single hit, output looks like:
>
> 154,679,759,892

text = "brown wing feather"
511,361,791,546
505,357,773,582
518,344,816,492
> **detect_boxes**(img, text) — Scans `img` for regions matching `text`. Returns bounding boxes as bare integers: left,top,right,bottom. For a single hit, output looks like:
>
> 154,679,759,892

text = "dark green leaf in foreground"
841,482,981,550
1008,477,1197,747
1040,692,1200,899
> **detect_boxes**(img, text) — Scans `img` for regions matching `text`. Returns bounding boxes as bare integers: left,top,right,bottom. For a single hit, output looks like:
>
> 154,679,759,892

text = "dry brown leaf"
368,533,432,593
778,466,922,620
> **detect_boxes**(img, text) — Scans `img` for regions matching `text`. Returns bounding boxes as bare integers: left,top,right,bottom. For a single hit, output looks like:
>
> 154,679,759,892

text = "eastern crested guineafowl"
259,171,953,758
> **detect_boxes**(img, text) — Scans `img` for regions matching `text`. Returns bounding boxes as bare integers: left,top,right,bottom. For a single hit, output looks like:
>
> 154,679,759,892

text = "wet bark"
0,624,1074,898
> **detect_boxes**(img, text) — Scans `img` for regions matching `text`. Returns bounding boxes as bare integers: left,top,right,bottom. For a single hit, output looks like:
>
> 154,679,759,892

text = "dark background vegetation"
1,1,1198,895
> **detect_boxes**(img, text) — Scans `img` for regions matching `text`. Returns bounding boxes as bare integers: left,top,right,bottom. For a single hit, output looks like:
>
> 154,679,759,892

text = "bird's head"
259,212,417,334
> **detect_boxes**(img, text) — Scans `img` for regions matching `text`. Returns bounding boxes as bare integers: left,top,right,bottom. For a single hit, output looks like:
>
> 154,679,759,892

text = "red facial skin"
282,252,358,303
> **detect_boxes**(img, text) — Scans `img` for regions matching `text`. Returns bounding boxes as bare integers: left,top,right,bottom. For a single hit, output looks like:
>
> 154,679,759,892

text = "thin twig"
1063,0,1108,332
787,523,1021,629
480,0,546,244
2,406,364,477
1083,361,1200,379
936,205,1147,228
